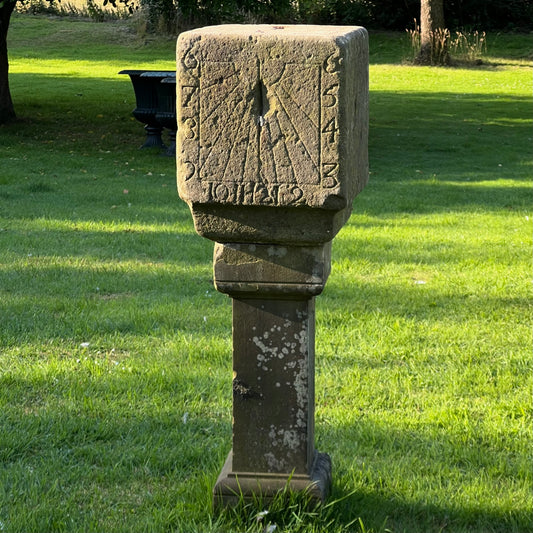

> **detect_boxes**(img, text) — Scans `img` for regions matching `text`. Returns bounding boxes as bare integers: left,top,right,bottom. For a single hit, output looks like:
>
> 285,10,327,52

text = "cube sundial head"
176,25,369,245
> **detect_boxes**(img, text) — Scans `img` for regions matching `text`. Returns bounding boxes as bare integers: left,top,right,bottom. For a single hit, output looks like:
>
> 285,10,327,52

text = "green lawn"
1,15,532,533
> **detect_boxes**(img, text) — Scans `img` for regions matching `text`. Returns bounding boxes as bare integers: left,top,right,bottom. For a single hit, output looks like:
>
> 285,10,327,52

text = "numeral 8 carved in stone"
184,118,197,139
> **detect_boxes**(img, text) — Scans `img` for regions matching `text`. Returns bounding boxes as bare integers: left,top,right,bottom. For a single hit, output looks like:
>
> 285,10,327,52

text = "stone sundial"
176,24,369,506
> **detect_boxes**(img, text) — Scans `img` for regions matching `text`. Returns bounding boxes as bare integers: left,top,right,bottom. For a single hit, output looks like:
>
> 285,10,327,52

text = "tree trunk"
416,0,449,65
0,0,16,124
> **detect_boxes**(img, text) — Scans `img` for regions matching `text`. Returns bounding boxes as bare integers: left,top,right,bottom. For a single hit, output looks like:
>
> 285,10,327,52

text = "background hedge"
147,0,533,32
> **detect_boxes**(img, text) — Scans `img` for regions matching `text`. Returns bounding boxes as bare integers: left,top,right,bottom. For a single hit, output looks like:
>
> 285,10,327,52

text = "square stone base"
213,450,332,508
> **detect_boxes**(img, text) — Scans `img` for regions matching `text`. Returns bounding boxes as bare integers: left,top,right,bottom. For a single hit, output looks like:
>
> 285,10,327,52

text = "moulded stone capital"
213,242,331,297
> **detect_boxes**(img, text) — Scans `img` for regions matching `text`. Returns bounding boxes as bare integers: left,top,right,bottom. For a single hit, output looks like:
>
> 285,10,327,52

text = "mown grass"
1,15,532,533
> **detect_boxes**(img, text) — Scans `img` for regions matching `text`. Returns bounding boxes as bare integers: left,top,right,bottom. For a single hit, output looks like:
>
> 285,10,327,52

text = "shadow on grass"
1,48,531,533
1,380,230,528
320,415,530,533
3,371,527,531
1,368,229,466
5,72,148,149
8,14,175,63
0,223,205,260
329,485,529,533
5,74,532,184
0,250,224,346
333,219,528,269
354,180,531,215
323,279,529,326
369,91,532,180
2,78,531,228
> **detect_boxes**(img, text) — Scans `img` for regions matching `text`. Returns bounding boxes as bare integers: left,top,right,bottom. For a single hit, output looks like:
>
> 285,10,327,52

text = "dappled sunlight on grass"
10,59,176,76
1,14,531,533
1,216,197,236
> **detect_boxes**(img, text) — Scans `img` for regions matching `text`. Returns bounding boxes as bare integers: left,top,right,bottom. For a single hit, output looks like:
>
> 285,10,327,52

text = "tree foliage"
1,0,532,123
137,0,533,33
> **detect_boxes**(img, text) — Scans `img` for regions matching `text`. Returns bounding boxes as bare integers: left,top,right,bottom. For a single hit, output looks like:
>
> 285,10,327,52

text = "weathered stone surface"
214,451,332,507
213,295,332,505
211,241,334,503
213,242,331,296
177,24,369,244
231,297,315,475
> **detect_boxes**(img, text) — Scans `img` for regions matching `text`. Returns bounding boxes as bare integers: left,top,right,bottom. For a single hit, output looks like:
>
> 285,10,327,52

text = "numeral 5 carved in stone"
322,84,338,107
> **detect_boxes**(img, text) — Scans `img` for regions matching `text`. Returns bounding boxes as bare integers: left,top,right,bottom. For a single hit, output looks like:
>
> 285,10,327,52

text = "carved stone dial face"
199,60,323,199
176,25,369,243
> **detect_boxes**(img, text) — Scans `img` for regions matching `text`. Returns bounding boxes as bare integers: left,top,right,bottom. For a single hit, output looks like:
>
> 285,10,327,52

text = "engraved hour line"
201,68,239,90
267,110,295,184
223,92,255,180
195,62,201,150
275,118,296,183
200,62,239,122
318,67,321,183
276,82,319,130
201,71,242,125
275,68,319,130
261,120,279,184
199,71,248,166
272,65,320,169
273,82,320,172
257,59,263,188
267,98,297,179
222,103,255,182
202,95,249,176
191,60,333,188
273,86,319,175
243,117,258,179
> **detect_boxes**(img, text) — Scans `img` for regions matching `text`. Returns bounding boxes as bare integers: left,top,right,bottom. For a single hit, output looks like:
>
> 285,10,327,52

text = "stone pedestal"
212,243,332,503
176,24,369,507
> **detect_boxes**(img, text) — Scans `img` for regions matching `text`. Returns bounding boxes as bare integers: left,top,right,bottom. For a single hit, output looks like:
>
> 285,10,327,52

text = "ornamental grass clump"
408,20,488,65
449,30,487,63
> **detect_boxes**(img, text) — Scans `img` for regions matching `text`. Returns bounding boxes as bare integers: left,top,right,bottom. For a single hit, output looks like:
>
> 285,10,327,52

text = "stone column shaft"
231,296,316,476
